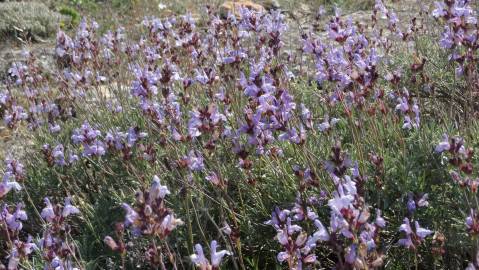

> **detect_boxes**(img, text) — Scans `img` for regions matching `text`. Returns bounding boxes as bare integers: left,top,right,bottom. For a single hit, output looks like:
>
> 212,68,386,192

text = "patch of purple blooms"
71,121,106,157
268,144,387,269
106,175,183,267
433,0,478,78
39,197,81,270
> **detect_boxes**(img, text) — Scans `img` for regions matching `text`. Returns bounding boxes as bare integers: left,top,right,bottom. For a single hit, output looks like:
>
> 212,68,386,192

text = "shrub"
1,0,479,269
59,6,81,28
0,2,64,41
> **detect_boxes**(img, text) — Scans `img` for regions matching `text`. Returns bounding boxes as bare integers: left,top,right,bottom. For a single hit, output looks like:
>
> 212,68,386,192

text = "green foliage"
59,6,81,28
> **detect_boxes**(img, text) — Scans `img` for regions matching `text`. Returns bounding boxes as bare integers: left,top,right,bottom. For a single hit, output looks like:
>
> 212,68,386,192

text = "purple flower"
190,241,231,269
439,26,454,49
127,127,147,147
398,218,414,248
4,105,28,128
222,49,247,64
417,193,429,208
318,116,340,133
345,244,357,264
122,203,139,227
412,100,420,127
55,31,74,57
8,62,28,85
221,222,232,235
49,123,61,134
375,209,386,228
41,198,56,222
278,128,300,144
277,252,289,263
265,207,290,226
328,185,354,214
210,240,231,267
360,225,377,250
194,69,209,85
68,152,79,164
466,263,476,270
205,172,221,186
435,134,450,153
149,175,170,202
432,2,448,18
395,97,409,113
105,130,127,150
239,72,260,97
5,159,24,178
0,176,21,198
210,106,227,125
185,150,205,172
276,227,289,245
84,140,106,157
52,144,66,166
2,203,27,231
312,219,330,241
398,218,432,248
72,121,101,143
415,221,433,240
8,236,37,269
286,217,302,235
62,197,80,218
388,11,399,26
159,214,184,233
70,123,105,156
407,194,417,213
131,66,159,98
188,110,203,138
190,243,208,268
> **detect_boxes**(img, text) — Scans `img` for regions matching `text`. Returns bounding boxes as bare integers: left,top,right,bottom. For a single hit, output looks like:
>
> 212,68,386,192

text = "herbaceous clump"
1,0,479,269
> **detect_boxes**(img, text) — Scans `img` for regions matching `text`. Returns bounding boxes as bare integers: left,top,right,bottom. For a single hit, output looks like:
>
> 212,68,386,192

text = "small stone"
219,1,265,18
